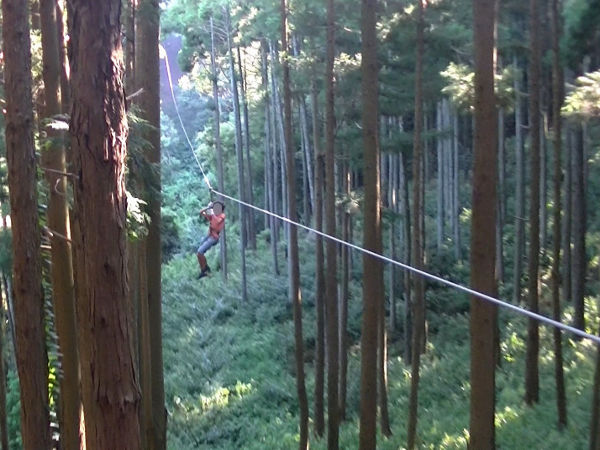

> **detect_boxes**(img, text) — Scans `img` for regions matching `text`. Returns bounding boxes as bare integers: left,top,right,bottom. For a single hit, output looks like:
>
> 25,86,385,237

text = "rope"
161,42,600,346
161,46,212,190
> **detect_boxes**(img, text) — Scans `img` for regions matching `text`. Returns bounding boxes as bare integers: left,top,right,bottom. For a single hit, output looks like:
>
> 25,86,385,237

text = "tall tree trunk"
407,2,425,448
261,41,279,275
56,0,71,110
0,298,7,450
237,46,257,249
70,0,141,447
571,124,586,331
562,128,572,304
525,0,542,406
540,115,548,249
452,108,460,260
40,1,80,448
211,17,228,278
496,109,505,283
551,0,567,427
2,0,51,448
389,153,398,332
469,0,498,446
513,57,526,306
339,161,350,421
359,0,383,447
436,102,444,252
311,77,325,437
400,149,412,363
325,0,340,446
136,0,166,447
300,98,315,221
280,3,309,448
226,7,248,303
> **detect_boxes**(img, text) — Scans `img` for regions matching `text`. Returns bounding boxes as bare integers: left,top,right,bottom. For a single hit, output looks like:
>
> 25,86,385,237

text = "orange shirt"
202,211,226,239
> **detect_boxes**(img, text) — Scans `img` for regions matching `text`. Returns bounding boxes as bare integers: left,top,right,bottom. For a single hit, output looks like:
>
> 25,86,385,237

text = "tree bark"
469,0,498,446
551,0,567,427
280,3,309,448
261,40,279,275
407,2,426,448
513,57,526,306
311,77,325,437
226,7,248,303
562,127,572,304
237,46,256,249
40,1,80,448
135,0,166,447
571,124,586,331
2,0,51,448
325,0,340,446
525,0,542,406
359,0,382,447
496,109,505,283
436,101,444,252
339,160,350,421
0,297,7,450
400,148,412,363
211,17,228,278
70,0,141,447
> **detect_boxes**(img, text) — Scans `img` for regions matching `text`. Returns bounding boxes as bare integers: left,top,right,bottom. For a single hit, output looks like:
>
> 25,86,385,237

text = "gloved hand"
207,201,214,209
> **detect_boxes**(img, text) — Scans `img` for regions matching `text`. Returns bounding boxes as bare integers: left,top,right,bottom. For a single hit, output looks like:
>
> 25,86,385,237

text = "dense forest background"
0,0,599,448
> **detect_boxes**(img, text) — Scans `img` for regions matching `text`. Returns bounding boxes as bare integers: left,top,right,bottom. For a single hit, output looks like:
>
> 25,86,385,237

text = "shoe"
198,271,206,279
205,265,211,274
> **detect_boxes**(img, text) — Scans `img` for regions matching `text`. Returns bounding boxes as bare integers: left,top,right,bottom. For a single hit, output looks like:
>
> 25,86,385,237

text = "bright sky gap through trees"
162,45,600,348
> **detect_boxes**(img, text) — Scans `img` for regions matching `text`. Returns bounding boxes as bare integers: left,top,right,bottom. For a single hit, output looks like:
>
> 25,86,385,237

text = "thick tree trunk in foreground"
40,0,80,448
136,0,166,448
2,0,51,448
407,3,426,449
281,2,309,448
70,1,141,447
359,1,382,447
325,0,340,447
469,0,498,447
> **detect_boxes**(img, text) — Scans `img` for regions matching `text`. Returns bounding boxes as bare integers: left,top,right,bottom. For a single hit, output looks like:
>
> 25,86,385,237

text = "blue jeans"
197,235,218,254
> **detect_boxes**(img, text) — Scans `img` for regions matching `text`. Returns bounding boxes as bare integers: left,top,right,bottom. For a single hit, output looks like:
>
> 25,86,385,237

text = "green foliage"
563,70,600,119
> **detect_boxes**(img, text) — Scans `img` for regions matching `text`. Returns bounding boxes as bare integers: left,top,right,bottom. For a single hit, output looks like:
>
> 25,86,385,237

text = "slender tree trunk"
325,0,340,446
496,110,505,283
452,108,460,260
571,124,586,331
525,0,541,406
401,149,412,363
562,128,572,304
359,0,382,447
300,98,315,221
469,0,498,446
237,46,257,249
0,298,7,450
513,57,526,306
226,7,248,303
2,0,51,448
311,77,325,437
551,0,567,427
540,115,548,249
137,240,152,450
436,101,444,252
56,0,71,110
40,1,80,448
339,161,350,421
211,17,228,278
70,0,141,446
389,153,398,332
281,3,309,448
136,1,166,447
407,2,425,448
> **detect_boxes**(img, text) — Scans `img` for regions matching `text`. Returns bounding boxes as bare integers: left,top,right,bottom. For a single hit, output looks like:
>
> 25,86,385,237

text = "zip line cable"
161,49,600,346
161,46,212,190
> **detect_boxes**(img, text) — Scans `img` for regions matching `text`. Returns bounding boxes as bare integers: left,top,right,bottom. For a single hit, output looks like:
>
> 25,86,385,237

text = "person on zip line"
196,200,226,279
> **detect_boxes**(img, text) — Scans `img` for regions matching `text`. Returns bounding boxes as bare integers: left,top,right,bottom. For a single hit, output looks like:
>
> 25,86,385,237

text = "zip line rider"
197,200,226,279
